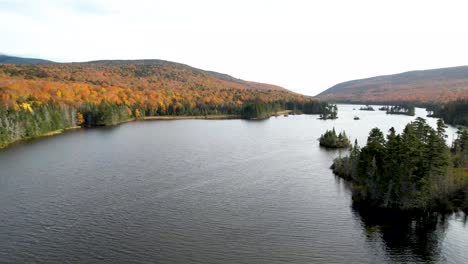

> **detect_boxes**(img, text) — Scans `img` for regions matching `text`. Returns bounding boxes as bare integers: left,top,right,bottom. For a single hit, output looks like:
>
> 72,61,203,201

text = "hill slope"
317,66,468,103
0,55,54,64
0,59,307,110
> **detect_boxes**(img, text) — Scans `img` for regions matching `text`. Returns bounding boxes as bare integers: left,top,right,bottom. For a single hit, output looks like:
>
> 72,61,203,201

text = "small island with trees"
318,104,338,120
319,128,351,148
385,105,415,116
359,105,375,111
331,118,468,212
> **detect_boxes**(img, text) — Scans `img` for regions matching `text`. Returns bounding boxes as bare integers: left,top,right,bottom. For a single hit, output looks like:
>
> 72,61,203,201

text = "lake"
0,105,466,263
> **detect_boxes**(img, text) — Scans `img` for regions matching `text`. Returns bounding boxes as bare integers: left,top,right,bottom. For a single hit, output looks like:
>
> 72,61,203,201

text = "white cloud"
1,0,468,95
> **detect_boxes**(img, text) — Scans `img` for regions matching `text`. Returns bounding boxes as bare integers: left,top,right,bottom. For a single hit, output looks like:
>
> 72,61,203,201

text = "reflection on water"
353,205,448,263
335,174,467,263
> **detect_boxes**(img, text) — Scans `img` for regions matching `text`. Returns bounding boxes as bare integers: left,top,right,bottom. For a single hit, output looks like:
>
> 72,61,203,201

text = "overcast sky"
1,0,468,95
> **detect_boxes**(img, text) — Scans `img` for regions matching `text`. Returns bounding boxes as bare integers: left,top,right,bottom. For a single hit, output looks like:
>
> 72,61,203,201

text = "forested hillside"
317,66,468,103
0,60,305,110
0,59,327,147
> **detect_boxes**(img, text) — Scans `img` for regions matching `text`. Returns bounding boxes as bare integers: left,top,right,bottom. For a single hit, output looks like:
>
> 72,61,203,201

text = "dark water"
0,105,466,264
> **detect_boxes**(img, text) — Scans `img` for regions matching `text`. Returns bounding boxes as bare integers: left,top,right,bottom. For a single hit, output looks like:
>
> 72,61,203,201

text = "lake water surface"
0,105,467,263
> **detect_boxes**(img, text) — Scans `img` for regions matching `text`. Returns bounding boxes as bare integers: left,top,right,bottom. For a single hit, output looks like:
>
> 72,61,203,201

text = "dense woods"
427,99,468,126
319,128,351,148
240,102,282,120
331,118,468,212
0,61,334,147
240,100,333,120
79,101,132,127
0,103,76,148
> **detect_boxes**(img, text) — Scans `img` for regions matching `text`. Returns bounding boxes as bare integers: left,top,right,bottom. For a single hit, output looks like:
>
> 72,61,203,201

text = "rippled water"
0,105,466,263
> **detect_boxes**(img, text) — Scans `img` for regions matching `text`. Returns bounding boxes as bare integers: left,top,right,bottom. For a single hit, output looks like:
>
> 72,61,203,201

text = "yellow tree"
76,112,84,126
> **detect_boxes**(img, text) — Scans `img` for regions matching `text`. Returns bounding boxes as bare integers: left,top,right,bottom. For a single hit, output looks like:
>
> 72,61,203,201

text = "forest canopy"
427,99,468,126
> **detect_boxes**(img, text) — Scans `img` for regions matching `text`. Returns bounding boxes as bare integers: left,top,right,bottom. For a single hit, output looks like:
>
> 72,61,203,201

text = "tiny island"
381,105,416,116
359,105,375,111
318,104,338,120
319,128,351,148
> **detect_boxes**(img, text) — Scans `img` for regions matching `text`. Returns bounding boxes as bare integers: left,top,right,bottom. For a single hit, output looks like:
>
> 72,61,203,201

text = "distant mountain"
78,59,289,92
317,66,468,103
0,54,54,64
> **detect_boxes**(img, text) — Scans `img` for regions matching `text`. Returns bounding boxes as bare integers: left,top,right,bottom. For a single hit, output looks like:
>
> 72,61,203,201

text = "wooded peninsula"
331,118,468,212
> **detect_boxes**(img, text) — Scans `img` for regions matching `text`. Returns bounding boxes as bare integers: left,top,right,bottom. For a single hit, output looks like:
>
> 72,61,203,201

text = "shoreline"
41,126,81,137
0,126,81,150
1,113,272,149
142,110,293,121
142,114,241,120
1,111,298,149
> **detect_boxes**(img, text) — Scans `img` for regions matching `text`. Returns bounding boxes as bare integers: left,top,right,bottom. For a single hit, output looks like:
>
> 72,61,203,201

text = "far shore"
142,110,293,121
142,114,241,120
0,111,296,149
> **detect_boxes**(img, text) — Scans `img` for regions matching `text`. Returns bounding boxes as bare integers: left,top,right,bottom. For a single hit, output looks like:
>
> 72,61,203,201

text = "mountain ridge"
0,55,54,64
317,66,468,103
0,56,291,93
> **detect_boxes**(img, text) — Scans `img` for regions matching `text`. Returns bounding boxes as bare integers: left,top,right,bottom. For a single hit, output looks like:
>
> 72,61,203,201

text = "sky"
1,0,468,96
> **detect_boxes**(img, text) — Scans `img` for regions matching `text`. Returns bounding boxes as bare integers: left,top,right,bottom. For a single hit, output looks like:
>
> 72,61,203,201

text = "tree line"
0,98,336,147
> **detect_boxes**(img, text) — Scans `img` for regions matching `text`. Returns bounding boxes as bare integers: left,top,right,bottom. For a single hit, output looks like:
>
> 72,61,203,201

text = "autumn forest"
0,60,330,147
